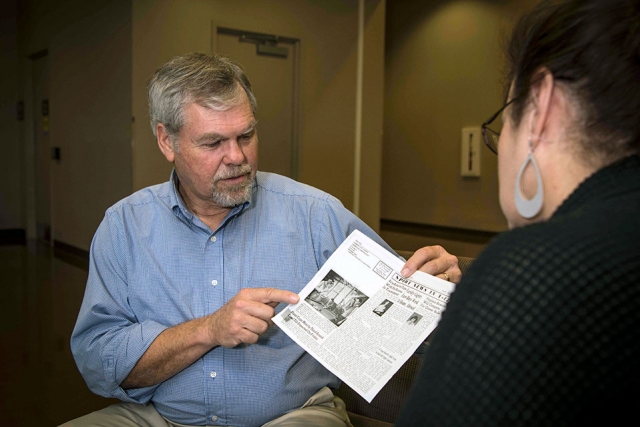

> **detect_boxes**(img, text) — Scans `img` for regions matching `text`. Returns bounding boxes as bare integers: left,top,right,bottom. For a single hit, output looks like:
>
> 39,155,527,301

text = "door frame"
212,25,301,180
23,49,52,245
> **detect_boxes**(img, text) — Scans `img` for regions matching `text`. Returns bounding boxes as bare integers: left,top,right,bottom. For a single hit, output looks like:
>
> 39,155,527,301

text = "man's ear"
529,67,555,143
156,123,176,162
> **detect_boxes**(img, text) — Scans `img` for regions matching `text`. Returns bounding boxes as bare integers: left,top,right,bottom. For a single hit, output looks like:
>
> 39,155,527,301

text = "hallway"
0,242,118,426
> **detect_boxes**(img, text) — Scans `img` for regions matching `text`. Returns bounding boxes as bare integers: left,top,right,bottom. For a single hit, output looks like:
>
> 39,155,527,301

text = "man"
64,53,460,427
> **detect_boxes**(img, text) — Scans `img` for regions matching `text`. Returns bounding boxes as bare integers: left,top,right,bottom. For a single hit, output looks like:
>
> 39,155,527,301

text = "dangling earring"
514,136,544,219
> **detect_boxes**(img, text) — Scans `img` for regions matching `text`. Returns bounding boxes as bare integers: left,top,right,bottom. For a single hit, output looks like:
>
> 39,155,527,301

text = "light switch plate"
461,127,481,177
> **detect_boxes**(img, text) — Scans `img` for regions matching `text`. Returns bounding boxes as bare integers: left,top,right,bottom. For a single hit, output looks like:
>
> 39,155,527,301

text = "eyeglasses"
481,97,517,155
481,75,574,154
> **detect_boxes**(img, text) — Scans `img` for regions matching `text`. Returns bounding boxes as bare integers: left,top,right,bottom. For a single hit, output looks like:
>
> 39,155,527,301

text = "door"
215,28,299,179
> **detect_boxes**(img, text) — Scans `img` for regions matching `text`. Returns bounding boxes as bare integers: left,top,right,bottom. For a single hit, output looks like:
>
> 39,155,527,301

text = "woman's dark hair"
505,0,640,162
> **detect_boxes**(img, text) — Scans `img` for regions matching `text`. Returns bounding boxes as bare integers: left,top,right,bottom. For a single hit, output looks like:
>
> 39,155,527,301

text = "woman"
397,0,640,425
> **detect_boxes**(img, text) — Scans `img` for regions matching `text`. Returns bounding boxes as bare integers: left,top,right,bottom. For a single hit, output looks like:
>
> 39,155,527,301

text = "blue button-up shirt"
71,171,394,426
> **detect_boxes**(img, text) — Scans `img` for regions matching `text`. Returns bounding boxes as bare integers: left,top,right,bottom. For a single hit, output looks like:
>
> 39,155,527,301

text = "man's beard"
211,164,255,207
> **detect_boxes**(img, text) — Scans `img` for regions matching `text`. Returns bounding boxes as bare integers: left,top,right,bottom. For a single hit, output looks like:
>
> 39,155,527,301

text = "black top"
397,155,640,426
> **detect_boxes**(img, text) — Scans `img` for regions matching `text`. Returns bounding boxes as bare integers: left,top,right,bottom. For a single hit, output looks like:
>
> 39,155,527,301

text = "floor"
0,241,118,426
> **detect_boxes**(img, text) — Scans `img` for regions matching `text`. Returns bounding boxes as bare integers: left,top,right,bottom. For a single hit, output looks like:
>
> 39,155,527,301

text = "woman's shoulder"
464,207,640,299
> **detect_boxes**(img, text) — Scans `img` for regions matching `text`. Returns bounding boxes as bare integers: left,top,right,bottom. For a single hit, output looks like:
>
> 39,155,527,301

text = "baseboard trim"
380,219,499,244
54,240,90,270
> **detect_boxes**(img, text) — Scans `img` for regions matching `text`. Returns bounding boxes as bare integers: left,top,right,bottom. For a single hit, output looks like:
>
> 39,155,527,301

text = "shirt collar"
168,168,255,229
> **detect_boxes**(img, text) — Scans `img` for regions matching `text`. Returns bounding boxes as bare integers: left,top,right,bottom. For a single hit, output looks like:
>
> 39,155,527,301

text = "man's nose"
224,139,246,165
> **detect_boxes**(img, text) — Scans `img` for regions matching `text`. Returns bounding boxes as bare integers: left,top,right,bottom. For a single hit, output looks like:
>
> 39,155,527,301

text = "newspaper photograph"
273,230,456,402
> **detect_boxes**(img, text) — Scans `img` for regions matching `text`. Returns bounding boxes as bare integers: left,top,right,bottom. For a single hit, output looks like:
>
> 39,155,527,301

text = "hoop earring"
514,138,544,219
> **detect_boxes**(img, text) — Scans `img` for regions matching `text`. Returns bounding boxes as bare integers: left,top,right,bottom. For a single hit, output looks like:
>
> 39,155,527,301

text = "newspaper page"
273,230,455,402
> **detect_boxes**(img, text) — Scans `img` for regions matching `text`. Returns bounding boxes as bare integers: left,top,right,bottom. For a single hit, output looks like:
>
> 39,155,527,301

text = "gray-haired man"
62,52,460,427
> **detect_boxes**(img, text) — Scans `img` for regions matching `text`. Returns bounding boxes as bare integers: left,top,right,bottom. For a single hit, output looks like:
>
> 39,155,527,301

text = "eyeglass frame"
481,75,575,155
481,97,518,155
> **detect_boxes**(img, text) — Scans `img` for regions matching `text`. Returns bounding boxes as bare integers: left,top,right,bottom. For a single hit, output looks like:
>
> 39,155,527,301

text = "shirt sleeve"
313,194,397,267
70,210,168,404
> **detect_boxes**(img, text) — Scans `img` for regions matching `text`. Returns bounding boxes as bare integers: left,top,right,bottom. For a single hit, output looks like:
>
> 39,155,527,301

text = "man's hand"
122,287,298,389
205,288,299,348
400,246,462,283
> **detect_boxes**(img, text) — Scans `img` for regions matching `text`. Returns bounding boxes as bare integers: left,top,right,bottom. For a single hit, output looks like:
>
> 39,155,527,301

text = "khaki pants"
59,387,353,427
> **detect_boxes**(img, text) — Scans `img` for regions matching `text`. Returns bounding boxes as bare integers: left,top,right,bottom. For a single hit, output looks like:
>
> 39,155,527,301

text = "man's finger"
242,288,299,305
401,246,462,283
401,246,443,277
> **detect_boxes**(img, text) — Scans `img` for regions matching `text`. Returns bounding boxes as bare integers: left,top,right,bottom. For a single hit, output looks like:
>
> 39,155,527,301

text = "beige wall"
132,0,385,230
48,1,133,248
8,0,385,250
382,0,537,239
16,0,132,250
7,0,543,255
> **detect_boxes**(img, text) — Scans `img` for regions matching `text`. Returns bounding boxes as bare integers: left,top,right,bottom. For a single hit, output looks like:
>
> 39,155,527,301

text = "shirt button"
211,415,218,422
211,280,218,286
210,371,217,378
210,236,217,242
